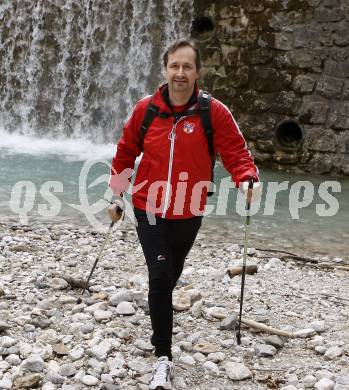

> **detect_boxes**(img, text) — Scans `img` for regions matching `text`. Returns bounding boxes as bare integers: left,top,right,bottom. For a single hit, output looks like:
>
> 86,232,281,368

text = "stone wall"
192,0,349,175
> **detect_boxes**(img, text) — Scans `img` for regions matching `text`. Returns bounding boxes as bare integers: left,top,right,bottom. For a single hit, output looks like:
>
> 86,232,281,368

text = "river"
1,130,348,258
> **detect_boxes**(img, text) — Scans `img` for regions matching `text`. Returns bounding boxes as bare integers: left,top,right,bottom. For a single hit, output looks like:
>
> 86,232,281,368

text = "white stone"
74,368,86,382
177,341,192,352
5,354,21,366
193,342,220,355
315,371,336,381
115,301,135,315
58,363,77,377
264,258,283,271
324,346,343,360
87,357,104,373
0,361,10,370
228,244,240,252
315,345,327,354
171,345,181,358
193,352,206,363
207,267,225,281
286,374,299,386
307,335,325,349
22,354,44,372
32,344,53,361
42,383,55,390
294,328,316,338
302,375,317,388
94,310,113,322
109,290,133,306
310,320,326,332
101,374,114,383
334,384,349,390
179,353,196,366
0,336,17,348
90,340,113,361
68,345,85,361
111,368,127,378
203,361,220,376
0,375,12,389
337,376,349,385
224,362,252,380
72,312,91,322
46,369,65,384
82,375,99,386
186,289,202,304
191,300,203,318
315,378,335,390
36,329,59,345
134,339,154,352
19,342,33,359
128,274,147,288
255,343,277,357
207,352,225,363
59,295,77,304
25,292,37,304
51,278,69,290
173,291,191,311
84,302,108,314
127,359,151,374
107,354,126,371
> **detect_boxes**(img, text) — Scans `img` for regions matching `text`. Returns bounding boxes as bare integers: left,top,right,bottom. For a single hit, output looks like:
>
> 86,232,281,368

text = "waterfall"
0,0,194,142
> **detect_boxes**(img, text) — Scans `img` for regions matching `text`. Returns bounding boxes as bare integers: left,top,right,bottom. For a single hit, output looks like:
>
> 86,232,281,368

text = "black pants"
134,208,202,360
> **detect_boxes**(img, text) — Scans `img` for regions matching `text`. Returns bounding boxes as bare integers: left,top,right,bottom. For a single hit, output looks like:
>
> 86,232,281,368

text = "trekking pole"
236,179,254,345
76,200,123,304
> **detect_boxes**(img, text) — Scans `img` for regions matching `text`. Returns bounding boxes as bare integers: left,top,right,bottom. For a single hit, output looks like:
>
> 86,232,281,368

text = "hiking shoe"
148,356,174,390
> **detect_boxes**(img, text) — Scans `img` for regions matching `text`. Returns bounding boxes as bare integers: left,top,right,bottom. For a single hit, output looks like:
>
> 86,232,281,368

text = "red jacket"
110,84,259,219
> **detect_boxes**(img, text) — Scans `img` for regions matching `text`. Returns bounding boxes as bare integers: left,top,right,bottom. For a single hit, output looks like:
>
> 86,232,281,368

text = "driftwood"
283,261,349,271
256,247,349,270
52,273,88,289
314,264,349,271
320,292,349,303
227,265,258,278
62,276,88,289
256,248,318,264
255,247,311,258
241,318,295,338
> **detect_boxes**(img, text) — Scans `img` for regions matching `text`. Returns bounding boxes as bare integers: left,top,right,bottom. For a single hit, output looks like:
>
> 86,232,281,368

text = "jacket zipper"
162,116,187,218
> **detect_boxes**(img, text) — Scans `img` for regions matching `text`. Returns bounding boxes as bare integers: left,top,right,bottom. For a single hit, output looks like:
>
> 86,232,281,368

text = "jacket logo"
183,121,195,134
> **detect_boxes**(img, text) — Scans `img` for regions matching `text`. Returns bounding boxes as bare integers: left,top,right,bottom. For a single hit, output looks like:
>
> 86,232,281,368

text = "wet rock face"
0,0,194,141
193,0,349,175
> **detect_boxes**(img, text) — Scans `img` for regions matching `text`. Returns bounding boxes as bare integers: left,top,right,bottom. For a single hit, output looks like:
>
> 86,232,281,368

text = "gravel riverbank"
0,220,348,389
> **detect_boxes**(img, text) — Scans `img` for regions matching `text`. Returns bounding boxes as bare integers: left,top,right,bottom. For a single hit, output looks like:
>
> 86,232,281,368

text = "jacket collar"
152,83,199,112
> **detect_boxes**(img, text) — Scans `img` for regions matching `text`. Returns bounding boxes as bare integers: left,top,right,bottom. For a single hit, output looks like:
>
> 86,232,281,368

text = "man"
109,39,259,390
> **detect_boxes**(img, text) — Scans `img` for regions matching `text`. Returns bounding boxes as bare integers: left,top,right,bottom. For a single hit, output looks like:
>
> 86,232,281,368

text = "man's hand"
239,181,262,203
107,199,124,222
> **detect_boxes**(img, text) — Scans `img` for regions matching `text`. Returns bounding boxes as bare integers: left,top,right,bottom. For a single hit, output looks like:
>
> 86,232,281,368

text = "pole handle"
246,178,254,209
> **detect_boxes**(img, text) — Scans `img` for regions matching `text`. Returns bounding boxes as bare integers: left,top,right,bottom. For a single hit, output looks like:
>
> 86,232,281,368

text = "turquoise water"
0,134,348,258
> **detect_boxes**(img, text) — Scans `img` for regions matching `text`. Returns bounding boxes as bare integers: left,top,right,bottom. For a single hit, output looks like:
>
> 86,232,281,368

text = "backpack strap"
198,90,214,159
198,90,215,196
139,100,159,150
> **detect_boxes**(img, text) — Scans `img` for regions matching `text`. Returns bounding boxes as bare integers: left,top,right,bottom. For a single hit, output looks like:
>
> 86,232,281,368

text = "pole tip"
236,333,241,345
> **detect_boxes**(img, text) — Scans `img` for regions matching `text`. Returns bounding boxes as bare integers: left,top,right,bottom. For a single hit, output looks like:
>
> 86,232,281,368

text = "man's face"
165,46,199,95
